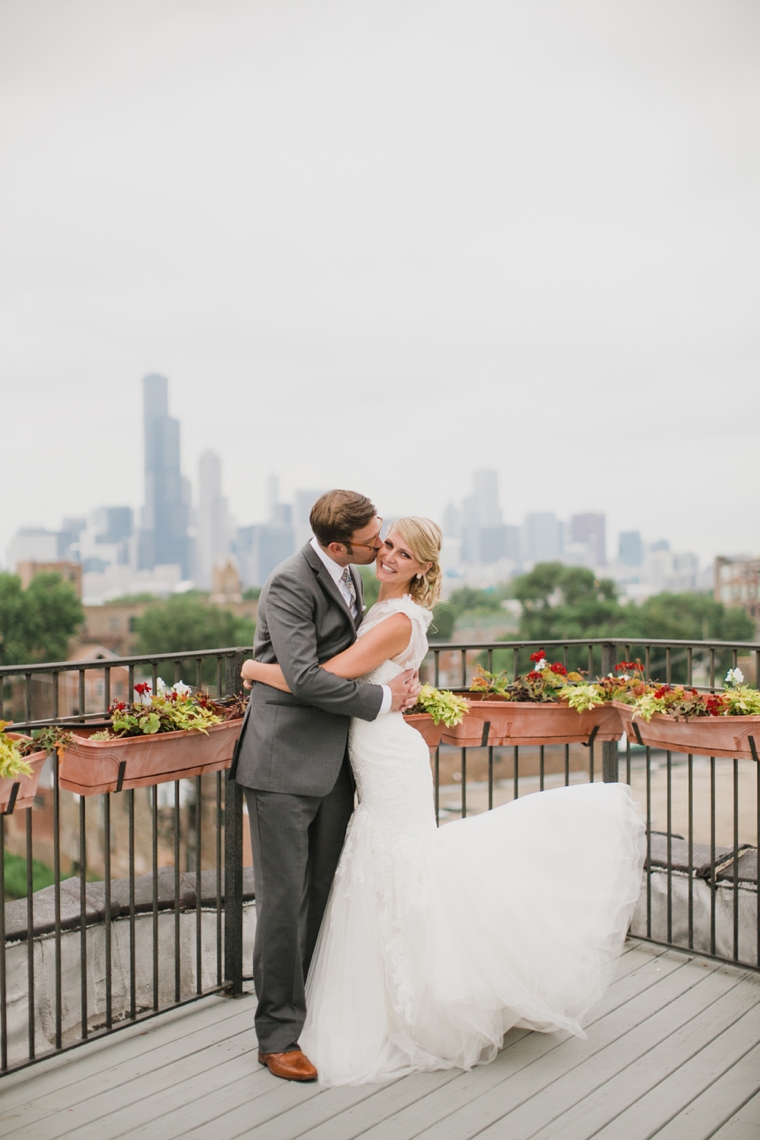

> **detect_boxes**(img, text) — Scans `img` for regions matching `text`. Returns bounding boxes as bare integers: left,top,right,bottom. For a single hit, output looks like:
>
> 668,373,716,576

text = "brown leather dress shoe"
257,1048,318,1082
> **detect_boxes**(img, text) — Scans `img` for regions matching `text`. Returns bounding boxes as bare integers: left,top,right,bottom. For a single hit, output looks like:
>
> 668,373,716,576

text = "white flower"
725,667,744,687
534,657,547,671
172,681,191,696
156,677,167,693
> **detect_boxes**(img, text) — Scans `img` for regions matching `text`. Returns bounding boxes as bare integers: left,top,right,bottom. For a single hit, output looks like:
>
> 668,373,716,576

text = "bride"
242,517,645,1087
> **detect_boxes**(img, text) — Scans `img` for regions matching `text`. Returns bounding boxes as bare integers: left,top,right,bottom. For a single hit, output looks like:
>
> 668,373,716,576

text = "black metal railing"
1,634,758,1076
422,636,759,975
0,646,249,1075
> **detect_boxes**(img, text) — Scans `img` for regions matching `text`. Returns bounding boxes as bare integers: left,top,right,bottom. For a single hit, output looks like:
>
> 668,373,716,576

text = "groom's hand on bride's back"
387,669,422,713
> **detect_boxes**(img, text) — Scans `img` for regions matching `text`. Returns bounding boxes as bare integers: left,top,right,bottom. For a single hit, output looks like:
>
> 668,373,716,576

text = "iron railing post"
224,777,244,997
223,649,247,997
601,642,619,783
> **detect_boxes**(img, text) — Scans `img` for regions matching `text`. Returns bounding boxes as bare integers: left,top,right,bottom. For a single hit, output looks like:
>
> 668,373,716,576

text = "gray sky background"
2,0,758,566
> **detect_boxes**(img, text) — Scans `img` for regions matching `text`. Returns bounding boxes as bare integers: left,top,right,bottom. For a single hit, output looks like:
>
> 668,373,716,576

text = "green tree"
513,563,630,644
430,585,513,642
633,592,754,644
0,571,84,664
134,596,255,668
492,562,756,680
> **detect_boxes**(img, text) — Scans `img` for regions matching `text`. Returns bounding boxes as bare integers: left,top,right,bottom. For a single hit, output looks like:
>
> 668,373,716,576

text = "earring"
415,574,422,580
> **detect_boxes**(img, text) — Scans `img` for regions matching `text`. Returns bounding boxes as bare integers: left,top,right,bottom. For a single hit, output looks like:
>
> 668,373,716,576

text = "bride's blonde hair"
391,517,443,609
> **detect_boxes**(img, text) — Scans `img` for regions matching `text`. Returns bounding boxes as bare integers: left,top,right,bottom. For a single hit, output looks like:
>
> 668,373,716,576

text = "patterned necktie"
340,567,357,612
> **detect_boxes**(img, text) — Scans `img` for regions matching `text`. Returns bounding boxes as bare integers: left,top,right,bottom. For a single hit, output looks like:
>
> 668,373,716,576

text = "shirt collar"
309,536,347,586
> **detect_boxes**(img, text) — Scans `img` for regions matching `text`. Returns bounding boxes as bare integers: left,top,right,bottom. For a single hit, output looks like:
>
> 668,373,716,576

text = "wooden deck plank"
244,946,671,1140
709,1088,760,1140
512,974,760,1140
0,943,756,1140
646,1041,760,1140
0,943,672,1140
390,954,725,1140
4,1029,262,1140
195,1071,468,1140
0,1002,258,1138
0,989,255,1112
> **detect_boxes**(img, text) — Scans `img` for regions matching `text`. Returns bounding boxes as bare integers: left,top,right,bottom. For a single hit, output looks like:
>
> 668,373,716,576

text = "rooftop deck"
1,940,758,1140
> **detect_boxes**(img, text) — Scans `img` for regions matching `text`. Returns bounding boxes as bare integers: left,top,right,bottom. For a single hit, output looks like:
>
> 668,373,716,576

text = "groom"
231,489,420,1081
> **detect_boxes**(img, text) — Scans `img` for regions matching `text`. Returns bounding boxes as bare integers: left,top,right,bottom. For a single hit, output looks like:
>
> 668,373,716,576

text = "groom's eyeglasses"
348,521,384,550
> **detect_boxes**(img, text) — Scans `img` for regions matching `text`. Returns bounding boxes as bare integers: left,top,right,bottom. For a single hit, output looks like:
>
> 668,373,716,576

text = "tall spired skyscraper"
137,373,190,576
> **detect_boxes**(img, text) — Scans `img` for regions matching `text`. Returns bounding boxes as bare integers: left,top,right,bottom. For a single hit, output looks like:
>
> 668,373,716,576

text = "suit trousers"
243,756,355,1054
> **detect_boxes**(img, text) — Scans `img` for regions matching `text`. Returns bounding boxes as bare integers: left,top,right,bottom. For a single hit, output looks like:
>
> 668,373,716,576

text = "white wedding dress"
299,596,645,1087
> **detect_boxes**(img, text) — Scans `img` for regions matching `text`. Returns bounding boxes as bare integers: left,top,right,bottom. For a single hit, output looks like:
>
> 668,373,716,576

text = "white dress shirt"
310,538,392,714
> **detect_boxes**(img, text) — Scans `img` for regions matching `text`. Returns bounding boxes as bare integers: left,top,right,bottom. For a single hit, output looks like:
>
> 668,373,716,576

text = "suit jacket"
231,543,384,796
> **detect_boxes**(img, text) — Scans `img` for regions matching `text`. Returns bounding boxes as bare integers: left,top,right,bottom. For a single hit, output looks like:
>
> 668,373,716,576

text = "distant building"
460,469,507,564
137,373,190,577
521,512,563,564
642,549,699,593
715,556,760,633
209,558,243,605
17,560,83,596
79,506,134,572
618,531,643,568
569,513,606,567
235,476,297,585
195,450,232,589
479,525,520,565
293,490,323,549
7,528,59,570
442,502,462,539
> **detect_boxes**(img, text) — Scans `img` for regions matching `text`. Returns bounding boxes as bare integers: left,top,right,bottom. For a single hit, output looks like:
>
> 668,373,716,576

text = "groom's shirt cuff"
379,686,392,715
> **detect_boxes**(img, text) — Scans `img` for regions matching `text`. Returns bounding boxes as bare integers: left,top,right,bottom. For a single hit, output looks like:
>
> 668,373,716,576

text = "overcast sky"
2,0,758,566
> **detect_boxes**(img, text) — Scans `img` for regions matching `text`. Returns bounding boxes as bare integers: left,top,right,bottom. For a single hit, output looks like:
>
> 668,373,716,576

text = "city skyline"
3,372,750,588
2,1,759,567
5,374,713,604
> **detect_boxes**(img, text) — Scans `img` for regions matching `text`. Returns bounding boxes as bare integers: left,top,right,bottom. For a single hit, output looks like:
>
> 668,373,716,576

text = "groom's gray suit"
232,542,384,1054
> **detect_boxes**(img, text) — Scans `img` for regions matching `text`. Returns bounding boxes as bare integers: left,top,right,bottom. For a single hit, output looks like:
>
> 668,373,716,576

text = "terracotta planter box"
0,736,47,815
403,713,444,750
614,701,760,761
59,719,244,796
442,696,623,747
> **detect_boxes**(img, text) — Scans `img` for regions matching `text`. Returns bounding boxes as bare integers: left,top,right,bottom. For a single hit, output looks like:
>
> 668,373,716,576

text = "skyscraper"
569,513,607,567
521,512,564,564
195,450,231,589
137,374,190,576
618,530,643,568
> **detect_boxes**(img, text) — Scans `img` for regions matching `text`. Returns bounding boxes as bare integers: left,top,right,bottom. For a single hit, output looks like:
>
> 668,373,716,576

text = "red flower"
550,662,567,676
527,670,542,681
654,686,671,699
530,650,546,663
113,701,126,711
705,695,724,716
134,682,151,695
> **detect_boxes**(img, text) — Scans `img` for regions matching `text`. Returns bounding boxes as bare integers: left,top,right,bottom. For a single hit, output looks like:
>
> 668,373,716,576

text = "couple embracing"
231,490,645,1088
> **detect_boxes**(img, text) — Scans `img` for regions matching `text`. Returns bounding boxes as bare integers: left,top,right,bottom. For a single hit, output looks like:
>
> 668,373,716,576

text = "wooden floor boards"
0,942,757,1140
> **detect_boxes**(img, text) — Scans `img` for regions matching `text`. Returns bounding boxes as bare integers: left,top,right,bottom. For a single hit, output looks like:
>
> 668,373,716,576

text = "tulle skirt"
300,781,645,1087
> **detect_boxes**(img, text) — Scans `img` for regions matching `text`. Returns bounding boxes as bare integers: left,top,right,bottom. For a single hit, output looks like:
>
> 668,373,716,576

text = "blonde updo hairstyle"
391,517,443,610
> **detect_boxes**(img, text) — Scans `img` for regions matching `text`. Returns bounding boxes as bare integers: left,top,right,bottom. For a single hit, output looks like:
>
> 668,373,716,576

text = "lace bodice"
356,595,432,682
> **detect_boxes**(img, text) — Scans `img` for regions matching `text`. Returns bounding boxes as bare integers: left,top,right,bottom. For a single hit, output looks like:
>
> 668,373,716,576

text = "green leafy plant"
0,722,34,780
632,667,760,722
470,651,583,704
405,685,469,727
91,680,248,739
561,661,649,711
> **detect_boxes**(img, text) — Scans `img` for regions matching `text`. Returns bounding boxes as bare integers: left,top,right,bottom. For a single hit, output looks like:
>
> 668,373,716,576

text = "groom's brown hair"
310,490,378,547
